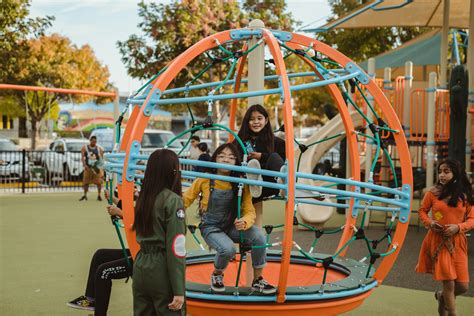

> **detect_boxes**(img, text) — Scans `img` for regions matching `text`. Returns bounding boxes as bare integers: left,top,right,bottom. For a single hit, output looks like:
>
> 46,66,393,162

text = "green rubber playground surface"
1,192,472,315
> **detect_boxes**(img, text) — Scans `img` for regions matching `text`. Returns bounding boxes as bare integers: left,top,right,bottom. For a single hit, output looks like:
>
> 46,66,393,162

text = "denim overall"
199,180,266,271
199,180,234,239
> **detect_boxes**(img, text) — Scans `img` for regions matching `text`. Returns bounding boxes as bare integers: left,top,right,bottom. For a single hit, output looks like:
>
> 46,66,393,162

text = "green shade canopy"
359,30,441,70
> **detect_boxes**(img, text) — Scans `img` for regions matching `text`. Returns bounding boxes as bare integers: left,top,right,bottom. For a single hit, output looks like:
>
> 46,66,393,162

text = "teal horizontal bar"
107,158,286,179
182,170,285,190
295,183,406,208
128,70,350,102
295,173,407,198
127,73,358,106
180,159,285,178
296,199,349,208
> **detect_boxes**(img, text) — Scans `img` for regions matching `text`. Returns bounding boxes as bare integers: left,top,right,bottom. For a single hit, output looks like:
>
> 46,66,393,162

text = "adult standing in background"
79,136,104,201
188,135,201,160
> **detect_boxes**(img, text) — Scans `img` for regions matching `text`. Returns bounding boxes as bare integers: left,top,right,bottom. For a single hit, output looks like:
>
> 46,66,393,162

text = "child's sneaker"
211,273,225,292
294,189,326,201
67,295,95,311
246,159,262,198
252,276,277,294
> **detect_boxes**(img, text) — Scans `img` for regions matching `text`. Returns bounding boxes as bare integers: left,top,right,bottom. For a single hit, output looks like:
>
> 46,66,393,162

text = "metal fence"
0,150,86,193
0,150,195,193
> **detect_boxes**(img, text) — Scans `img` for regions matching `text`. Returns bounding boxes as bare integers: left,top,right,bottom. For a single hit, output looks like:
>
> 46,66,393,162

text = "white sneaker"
246,159,263,198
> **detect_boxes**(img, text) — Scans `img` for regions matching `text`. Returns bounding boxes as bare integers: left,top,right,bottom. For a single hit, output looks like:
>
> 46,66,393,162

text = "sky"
29,0,332,94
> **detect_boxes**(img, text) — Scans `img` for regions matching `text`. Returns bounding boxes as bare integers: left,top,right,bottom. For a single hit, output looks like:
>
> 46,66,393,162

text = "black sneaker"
79,196,87,201
210,273,225,292
67,295,95,311
97,195,102,201
252,276,277,294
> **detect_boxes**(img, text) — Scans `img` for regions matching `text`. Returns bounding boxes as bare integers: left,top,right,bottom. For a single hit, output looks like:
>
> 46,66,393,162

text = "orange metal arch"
288,33,413,283
260,28,296,303
283,41,360,257
361,76,413,283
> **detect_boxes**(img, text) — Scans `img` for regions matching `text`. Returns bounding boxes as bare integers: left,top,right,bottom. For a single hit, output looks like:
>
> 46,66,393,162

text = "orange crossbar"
0,83,116,97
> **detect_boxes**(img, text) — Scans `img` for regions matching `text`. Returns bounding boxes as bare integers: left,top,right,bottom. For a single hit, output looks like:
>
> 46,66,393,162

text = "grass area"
0,193,472,315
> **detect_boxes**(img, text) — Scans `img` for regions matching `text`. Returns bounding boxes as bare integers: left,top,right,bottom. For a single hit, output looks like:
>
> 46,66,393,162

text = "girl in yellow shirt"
183,143,276,294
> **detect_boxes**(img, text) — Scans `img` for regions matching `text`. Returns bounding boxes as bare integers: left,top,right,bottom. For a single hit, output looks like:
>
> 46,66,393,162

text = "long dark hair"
210,143,242,222
435,159,473,207
237,104,274,153
134,149,182,237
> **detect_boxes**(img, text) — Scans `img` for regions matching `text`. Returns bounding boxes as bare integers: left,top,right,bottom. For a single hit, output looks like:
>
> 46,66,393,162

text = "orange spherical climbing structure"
111,27,413,316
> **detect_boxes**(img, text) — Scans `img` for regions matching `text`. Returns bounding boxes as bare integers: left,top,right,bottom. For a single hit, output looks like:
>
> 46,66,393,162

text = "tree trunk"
30,118,37,150
18,117,28,138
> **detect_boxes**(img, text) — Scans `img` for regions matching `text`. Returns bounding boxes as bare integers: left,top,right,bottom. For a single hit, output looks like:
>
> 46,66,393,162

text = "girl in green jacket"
133,149,186,316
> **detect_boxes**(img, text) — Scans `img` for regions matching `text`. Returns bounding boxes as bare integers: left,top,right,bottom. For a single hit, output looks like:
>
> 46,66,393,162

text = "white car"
90,128,184,155
42,138,88,182
0,139,30,180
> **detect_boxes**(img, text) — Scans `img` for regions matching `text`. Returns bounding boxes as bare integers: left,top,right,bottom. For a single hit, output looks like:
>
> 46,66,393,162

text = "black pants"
253,153,285,203
85,249,133,316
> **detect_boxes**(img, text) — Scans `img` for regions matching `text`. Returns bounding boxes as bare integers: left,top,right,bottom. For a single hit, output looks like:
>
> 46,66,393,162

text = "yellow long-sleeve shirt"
183,178,256,229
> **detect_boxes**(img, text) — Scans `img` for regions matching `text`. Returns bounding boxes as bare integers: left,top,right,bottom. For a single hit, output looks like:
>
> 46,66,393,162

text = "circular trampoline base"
185,251,376,315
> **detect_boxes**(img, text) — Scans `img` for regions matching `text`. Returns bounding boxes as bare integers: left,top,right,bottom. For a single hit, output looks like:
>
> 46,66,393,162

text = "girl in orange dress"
415,159,473,316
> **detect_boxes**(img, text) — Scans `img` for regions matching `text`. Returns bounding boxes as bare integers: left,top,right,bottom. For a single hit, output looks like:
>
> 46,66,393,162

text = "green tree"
118,0,244,82
14,34,113,148
242,0,298,31
119,0,244,147
0,0,53,82
118,0,303,146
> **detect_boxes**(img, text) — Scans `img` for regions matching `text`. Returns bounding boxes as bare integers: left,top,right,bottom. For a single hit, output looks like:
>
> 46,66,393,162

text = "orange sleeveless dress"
415,190,473,282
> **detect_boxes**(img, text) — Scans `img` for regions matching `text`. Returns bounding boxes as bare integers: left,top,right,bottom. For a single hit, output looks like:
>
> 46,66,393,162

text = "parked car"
41,138,88,183
90,128,184,155
180,138,215,155
0,138,30,180
140,129,183,154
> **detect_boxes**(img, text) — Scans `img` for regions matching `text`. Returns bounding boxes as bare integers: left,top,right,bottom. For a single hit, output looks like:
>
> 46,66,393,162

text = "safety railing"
393,76,405,120
406,89,450,143
409,89,426,142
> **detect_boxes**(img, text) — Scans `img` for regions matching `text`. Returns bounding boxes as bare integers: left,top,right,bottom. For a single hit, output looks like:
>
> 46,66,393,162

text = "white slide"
295,111,364,228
